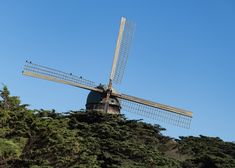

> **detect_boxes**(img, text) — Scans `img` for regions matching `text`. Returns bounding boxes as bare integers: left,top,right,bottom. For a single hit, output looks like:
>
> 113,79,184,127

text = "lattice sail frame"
110,17,135,84
23,61,102,93
112,92,192,128
121,99,192,128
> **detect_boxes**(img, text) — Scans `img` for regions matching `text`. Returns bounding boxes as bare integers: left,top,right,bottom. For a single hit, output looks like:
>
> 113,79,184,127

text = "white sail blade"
110,17,135,84
23,61,103,93
112,93,192,128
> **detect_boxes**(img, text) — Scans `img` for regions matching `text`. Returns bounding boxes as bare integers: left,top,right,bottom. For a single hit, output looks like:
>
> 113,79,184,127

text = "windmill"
22,17,192,128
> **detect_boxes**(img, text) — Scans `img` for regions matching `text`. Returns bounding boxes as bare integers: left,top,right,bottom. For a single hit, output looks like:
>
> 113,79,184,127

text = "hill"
0,86,234,168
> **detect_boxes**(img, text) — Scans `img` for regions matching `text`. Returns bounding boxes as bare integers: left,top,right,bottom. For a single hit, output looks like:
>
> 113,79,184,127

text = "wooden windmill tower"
23,17,192,128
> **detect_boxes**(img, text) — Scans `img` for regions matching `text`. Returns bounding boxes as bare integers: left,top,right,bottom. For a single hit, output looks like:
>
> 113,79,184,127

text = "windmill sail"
105,17,135,113
112,93,192,128
23,61,103,93
110,17,135,84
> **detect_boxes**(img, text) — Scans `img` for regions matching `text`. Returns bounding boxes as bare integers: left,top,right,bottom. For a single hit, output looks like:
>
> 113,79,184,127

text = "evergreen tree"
0,86,235,168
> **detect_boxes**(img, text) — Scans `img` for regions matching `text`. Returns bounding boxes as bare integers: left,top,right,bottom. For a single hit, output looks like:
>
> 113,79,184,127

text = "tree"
0,85,28,111
0,86,235,168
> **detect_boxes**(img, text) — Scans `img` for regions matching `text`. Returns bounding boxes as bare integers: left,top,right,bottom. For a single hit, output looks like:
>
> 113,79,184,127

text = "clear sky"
0,1,234,141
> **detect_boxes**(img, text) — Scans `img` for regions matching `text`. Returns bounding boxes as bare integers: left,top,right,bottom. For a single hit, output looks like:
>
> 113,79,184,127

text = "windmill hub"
85,84,121,114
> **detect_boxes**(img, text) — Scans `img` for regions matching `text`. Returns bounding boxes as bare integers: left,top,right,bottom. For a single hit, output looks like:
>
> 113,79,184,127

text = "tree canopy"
0,86,234,168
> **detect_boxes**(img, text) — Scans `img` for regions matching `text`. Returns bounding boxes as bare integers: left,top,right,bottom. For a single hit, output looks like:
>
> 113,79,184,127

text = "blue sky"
0,1,235,141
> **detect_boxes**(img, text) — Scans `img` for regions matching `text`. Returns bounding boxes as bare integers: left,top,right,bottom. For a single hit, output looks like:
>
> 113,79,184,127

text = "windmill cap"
86,84,120,106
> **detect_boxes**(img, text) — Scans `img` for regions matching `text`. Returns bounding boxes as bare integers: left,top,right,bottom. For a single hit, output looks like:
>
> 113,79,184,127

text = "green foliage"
21,117,80,167
0,138,21,158
178,135,235,168
0,85,28,111
67,111,180,167
0,86,235,167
